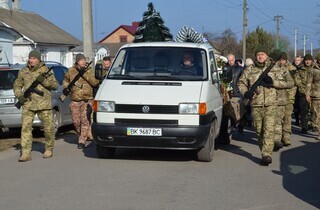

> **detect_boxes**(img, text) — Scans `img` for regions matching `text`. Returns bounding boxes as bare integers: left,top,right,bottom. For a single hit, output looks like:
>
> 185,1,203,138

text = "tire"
52,109,61,136
96,144,116,159
197,121,216,162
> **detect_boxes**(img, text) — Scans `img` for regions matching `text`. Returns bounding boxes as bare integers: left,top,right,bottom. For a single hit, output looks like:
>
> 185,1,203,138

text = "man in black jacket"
217,54,246,144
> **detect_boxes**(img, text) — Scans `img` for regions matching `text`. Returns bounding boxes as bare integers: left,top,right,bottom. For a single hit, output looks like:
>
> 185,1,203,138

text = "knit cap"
76,53,86,63
28,50,41,61
255,46,269,56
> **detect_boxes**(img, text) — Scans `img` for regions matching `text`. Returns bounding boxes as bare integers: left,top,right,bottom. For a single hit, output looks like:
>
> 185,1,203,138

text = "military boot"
43,150,53,158
282,139,291,146
261,156,272,166
19,153,31,162
273,141,283,151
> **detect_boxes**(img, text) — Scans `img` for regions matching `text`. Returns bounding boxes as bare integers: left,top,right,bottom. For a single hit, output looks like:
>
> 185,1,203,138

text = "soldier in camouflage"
272,52,295,150
62,54,100,149
13,50,59,162
294,54,314,134
306,53,320,140
282,53,297,146
238,46,292,166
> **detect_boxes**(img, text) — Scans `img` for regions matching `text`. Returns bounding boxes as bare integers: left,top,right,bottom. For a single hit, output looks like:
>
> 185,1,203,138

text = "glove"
36,74,45,83
62,88,70,96
18,95,27,104
244,90,254,100
261,81,272,88
263,75,273,84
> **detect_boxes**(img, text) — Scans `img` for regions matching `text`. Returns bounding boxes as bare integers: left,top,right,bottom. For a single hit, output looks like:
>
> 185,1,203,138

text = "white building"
0,1,81,67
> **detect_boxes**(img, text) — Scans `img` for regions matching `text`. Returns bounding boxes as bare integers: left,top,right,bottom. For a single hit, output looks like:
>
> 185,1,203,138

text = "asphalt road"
0,125,319,210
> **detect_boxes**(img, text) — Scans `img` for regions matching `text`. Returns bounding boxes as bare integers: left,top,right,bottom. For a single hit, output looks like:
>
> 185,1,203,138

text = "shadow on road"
215,126,261,165
272,140,320,209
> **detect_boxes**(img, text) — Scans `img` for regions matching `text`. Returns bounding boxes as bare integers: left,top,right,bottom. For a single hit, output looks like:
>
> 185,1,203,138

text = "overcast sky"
20,0,320,51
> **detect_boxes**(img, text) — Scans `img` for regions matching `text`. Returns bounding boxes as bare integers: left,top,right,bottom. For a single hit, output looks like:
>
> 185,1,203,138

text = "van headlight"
93,100,115,112
179,103,206,115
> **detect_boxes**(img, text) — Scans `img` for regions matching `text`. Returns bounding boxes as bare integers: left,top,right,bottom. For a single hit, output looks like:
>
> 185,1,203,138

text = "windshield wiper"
108,74,141,80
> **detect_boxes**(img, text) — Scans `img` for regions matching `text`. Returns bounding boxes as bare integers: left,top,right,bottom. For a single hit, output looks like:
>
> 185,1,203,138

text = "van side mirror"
95,63,103,80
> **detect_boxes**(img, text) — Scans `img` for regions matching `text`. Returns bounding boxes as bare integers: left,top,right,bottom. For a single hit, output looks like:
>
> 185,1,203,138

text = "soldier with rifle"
62,53,99,150
13,50,59,162
238,46,293,166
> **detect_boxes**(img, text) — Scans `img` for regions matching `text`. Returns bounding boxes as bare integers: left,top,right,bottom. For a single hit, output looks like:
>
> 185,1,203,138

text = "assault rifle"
59,61,92,102
243,62,276,106
15,66,54,109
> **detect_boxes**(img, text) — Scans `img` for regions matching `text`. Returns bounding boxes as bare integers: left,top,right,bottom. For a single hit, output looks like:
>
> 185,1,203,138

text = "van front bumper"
92,122,211,150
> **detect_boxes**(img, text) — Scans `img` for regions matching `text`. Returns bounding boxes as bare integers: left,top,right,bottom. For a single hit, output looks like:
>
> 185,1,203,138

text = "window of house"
119,35,127,43
40,49,48,61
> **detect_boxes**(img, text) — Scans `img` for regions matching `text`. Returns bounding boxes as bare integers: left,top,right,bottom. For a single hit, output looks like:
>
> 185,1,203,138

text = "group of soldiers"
13,50,110,162
223,46,320,166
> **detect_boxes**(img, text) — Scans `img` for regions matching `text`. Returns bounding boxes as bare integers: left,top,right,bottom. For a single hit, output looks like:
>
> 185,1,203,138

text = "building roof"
99,22,139,43
0,8,81,46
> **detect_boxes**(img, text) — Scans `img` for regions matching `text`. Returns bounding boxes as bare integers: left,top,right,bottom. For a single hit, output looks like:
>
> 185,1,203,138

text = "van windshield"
107,47,208,81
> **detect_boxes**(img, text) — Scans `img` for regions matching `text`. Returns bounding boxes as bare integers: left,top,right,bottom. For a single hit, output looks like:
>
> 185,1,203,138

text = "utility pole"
311,42,313,56
82,0,94,63
303,34,308,56
294,28,298,57
274,15,284,49
242,0,247,61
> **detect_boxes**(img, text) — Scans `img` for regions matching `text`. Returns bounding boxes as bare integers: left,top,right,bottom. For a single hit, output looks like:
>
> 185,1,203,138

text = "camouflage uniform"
273,62,295,147
294,64,312,132
238,59,292,158
62,63,99,145
13,62,58,156
282,63,297,145
305,63,320,139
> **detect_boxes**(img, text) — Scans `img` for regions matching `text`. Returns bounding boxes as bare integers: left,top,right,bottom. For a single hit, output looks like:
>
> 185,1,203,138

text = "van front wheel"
197,121,216,162
96,144,115,159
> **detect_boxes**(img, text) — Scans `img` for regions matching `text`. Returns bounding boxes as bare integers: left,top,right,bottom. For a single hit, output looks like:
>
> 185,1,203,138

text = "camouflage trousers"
274,105,285,143
311,99,320,136
310,100,317,129
251,105,277,157
70,100,93,144
21,109,55,154
282,103,294,141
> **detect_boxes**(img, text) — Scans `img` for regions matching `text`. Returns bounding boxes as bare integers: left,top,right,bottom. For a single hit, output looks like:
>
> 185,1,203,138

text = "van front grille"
115,119,178,126
115,104,179,114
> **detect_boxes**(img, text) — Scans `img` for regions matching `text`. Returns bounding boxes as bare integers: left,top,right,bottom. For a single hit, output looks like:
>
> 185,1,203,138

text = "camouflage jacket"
294,64,312,96
238,59,294,107
13,62,58,111
305,63,320,98
285,62,297,104
96,60,108,78
62,63,100,101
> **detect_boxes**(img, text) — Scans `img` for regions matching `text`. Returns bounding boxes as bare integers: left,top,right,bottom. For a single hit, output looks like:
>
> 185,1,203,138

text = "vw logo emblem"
142,105,150,113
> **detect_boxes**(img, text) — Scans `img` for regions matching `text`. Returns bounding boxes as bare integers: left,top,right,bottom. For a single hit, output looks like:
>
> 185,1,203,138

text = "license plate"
127,127,162,136
0,98,15,105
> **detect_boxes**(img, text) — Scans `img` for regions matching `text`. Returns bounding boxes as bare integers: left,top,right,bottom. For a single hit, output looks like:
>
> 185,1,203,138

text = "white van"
92,42,223,162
